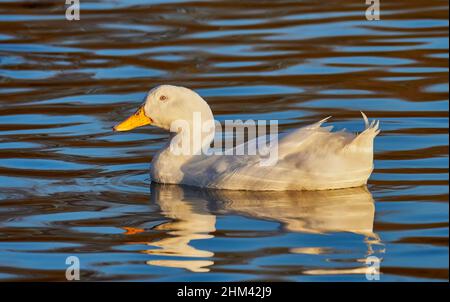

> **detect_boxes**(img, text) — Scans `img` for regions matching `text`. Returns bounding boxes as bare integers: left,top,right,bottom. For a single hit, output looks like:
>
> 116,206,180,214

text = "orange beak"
113,106,152,132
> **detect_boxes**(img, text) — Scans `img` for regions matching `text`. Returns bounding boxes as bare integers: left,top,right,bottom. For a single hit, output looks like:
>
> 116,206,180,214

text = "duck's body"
151,115,379,191
114,85,380,191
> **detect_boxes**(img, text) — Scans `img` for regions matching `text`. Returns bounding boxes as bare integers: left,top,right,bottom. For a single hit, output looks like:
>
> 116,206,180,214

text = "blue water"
0,0,448,281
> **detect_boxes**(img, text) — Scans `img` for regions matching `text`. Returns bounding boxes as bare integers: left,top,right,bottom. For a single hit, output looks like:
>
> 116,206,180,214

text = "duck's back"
159,114,380,191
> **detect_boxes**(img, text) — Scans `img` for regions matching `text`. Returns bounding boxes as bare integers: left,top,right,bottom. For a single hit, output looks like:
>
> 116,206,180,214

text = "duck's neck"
162,111,216,159
150,104,216,184
172,125,214,156
151,115,215,183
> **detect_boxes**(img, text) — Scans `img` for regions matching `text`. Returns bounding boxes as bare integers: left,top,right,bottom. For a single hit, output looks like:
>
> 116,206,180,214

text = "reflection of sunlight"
146,260,214,273
303,267,370,276
143,184,381,273
304,254,383,277
290,247,329,255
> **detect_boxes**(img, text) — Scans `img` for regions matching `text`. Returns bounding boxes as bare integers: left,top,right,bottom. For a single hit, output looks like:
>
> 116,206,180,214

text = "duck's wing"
276,116,339,160
222,112,379,170
275,113,379,188
276,113,380,161
226,116,336,161
185,113,379,190
219,113,379,190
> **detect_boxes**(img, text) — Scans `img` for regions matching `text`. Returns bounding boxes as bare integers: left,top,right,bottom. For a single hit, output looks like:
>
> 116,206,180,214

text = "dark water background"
0,0,448,281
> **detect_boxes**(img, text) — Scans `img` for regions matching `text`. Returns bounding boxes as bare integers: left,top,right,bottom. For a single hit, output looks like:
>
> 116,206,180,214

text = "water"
0,0,448,281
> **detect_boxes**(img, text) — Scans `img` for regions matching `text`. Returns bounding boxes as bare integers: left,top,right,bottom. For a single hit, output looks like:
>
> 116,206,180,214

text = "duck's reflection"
144,185,216,272
143,183,380,273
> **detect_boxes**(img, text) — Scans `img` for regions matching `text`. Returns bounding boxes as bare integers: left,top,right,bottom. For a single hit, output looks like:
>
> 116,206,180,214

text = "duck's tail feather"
306,116,332,130
360,111,380,136
344,112,380,153
361,111,369,129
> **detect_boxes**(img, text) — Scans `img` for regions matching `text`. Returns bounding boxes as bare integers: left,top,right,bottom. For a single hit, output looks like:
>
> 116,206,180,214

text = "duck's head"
113,85,213,132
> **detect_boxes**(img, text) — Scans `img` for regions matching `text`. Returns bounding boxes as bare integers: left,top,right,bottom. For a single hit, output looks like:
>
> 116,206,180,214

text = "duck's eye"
159,95,168,101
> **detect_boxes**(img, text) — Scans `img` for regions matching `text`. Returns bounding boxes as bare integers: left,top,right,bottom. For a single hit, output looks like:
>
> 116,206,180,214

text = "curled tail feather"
361,111,369,129
361,111,380,136
345,112,380,153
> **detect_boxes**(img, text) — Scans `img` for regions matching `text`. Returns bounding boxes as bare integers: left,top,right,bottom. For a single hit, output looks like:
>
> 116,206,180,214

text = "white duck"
114,85,380,191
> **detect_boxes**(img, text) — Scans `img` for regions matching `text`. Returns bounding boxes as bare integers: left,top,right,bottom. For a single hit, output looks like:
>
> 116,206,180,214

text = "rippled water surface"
0,0,448,281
